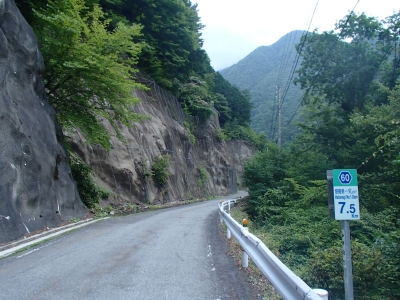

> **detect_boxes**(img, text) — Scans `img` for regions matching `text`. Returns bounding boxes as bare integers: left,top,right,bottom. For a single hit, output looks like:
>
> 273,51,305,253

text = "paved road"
0,192,258,300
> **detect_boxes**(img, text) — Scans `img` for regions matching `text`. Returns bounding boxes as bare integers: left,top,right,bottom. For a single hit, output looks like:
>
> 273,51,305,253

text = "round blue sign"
338,171,352,184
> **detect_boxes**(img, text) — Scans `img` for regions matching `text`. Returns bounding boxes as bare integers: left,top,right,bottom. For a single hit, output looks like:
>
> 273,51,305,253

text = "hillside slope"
0,0,255,243
221,30,305,143
68,72,256,206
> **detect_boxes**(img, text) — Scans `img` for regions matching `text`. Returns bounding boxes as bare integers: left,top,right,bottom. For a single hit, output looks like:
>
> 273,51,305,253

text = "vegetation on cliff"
16,0,261,206
31,0,145,149
12,0,400,297
16,0,256,146
242,12,400,299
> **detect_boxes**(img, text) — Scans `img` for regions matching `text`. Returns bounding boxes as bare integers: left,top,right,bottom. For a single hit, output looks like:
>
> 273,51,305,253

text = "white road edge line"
0,218,108,259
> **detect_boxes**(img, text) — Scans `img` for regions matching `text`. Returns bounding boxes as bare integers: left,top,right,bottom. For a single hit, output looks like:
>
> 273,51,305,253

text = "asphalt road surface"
0,192,259,300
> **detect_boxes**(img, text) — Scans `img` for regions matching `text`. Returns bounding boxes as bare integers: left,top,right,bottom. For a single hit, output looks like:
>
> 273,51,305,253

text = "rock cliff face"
0,0,255,244
69,73,256,206
0,0,87,244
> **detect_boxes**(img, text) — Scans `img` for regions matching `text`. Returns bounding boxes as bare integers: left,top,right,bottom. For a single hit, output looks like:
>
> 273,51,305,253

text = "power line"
276,33,290,87
276,31,296,87
270,1,320,142
272,30,306,141
281,0,362,135
271,31,300,136
271,33,291,135
280,0,320,110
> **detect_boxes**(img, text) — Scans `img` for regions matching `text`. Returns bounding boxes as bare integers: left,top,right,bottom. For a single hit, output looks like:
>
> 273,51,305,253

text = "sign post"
328,169,360,300
341,220,354,300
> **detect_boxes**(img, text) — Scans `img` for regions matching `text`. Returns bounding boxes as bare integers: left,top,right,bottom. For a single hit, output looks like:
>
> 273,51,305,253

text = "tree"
292,13,396,166
94,0,207,89
32,0,145,148
242,143,285,220
380,12,400,89
212,72,252,126
241,12,400,298
295,29,385,113
176,76,214,122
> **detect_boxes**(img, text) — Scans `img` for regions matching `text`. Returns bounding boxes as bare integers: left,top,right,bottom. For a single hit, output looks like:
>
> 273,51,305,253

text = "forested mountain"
220,30,305,143
15,0,256,141
11,0,400,297
242,12,400,299
13,0,264,209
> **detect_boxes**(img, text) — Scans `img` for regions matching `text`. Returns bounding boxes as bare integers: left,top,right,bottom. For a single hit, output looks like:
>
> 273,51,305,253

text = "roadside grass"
222,200,281,300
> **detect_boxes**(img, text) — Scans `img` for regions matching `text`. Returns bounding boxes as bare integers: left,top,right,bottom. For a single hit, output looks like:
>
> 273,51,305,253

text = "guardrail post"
242,249,249,268
313,289,328,300
227,228,231,239
242,221,249,268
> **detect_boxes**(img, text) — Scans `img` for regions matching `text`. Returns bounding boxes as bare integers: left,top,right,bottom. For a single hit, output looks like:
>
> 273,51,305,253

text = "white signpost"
327,169,360,300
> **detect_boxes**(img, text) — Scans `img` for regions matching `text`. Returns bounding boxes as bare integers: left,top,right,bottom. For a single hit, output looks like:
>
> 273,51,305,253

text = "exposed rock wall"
0,0,255,244
69,74,256,205
0,0,87,244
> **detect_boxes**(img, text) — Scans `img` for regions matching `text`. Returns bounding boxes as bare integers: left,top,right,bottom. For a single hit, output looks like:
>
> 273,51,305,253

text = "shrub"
197,162,208,191
69,152,110,208
151,155,170,188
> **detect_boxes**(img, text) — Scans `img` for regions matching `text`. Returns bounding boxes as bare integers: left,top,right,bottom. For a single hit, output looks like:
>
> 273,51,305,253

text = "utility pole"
277,86,281,150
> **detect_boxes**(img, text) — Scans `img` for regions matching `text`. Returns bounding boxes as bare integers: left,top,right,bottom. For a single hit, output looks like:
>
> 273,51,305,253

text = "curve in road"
0,192,259,300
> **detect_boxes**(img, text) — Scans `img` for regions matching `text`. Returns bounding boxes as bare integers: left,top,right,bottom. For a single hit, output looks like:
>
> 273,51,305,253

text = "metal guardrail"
218,198,327,300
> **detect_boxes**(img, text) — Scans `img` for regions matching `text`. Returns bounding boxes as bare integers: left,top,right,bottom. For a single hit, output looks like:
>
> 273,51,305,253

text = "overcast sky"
194,0,400,71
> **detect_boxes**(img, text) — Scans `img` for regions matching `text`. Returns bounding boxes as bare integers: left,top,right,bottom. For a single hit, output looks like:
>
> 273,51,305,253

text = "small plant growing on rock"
69,152,110,208
91,204,114,218
197,162,208,191
184,121,196,144
141,157,153,178
216,128,227,142
151,154,171,188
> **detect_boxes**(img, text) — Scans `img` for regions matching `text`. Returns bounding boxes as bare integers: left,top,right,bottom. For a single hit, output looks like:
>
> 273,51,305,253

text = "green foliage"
221,121,269,149
151,155,170,188
197,162,208,190
69,152,110,208
215,128,227,142
306,239,397,300
242,11,400,299
93,0,210,89
21,0,256,147
176,76,215,122
91,204,115,218
241,172,400,298
141,157,153,178
211,72,252,127
32,0,145,149
220,31,305,141
183,121,196,144
242,143,285,220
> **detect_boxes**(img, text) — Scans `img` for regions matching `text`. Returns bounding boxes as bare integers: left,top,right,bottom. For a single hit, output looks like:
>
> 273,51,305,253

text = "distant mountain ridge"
220,30,306,143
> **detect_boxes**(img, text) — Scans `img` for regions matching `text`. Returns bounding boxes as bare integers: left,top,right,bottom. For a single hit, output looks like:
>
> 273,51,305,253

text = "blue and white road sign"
332,169,360,220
